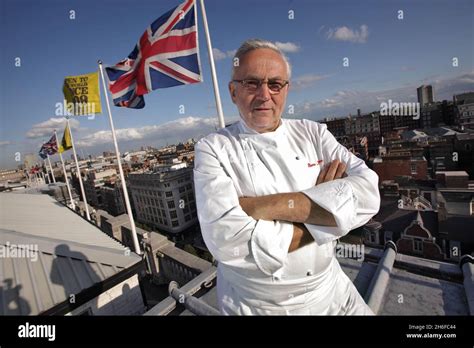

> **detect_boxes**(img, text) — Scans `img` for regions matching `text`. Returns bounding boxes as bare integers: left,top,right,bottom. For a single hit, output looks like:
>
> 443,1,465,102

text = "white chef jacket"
193,118,380,315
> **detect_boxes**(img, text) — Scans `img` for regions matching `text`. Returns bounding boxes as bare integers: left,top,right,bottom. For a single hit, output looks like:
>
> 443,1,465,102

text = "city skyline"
1,0,473,168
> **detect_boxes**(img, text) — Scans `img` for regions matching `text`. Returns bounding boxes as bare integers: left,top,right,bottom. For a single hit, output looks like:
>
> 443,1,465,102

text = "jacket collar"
237,118,287,146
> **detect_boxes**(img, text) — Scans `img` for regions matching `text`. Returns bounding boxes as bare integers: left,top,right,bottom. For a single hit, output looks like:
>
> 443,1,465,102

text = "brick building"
373,155,428,181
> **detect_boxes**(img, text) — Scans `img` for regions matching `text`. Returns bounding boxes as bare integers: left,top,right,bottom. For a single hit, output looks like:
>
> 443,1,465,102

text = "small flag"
39,134,58,159
30,165,40,174
59,124,73,153
105,0,202,109
63,71,102,115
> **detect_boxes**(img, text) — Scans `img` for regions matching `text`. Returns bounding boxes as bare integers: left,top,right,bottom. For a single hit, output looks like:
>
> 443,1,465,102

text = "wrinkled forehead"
234,48,288,80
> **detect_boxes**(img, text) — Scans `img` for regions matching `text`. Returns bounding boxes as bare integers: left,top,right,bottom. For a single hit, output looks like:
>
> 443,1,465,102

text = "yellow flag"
63,71,102,115
59,124,73,153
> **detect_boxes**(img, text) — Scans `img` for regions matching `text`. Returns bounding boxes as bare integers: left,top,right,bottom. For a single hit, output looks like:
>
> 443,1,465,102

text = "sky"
0,0,473,168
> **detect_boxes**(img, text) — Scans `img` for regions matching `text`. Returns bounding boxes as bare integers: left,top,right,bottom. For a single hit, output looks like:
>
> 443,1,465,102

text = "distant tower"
417,85,434,106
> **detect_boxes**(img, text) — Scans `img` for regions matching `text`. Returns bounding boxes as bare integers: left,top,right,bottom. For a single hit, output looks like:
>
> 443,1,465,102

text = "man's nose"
255,82,272,100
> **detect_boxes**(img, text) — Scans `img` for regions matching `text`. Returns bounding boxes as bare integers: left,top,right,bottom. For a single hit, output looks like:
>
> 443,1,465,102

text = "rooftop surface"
146,243,473,316
0,193,141,315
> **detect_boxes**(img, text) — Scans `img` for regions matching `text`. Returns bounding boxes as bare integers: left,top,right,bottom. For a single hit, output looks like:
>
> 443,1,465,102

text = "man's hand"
288,223,314,252
238,159,348,253
316,159,347,185
288,160,347,252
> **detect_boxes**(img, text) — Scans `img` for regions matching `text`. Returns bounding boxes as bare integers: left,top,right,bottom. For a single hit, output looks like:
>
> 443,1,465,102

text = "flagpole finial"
97,60,103,65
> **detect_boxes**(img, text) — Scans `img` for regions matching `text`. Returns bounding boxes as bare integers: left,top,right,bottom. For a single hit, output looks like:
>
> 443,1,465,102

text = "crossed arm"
239,160,347,252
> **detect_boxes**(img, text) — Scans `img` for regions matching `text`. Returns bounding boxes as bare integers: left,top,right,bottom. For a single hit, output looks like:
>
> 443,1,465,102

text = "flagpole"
66,117,91,221
98,60,141,254
41,166,47,184
42,161,50,184
55,130,76,210
40,170,46,184
46,155,56,183
199,0,225,129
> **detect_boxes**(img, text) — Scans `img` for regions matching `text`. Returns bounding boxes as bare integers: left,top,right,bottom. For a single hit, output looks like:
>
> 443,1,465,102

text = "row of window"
132,183,193,198
138,200,196,217
135,194,196,211
139,211,197,228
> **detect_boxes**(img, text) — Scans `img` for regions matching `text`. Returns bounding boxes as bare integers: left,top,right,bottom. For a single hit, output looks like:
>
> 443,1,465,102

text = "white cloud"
290,72,474,119
274,41,300,53
320,98,340,108
213,48,237,61
26,117,80,139
326,25,369,43
213,48,228,61
291,74,328,90
0,141,11,147
75,116,239,148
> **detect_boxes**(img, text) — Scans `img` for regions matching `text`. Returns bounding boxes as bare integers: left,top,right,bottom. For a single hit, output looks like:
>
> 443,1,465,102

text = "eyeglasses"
232,79,289,94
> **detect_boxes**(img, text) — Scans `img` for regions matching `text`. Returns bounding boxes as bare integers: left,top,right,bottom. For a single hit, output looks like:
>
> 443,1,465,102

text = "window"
172,220,179,227
179,187,185,193
414,238,423,252
165,191,173,198
410,163,417,174
367,231,377,244
168,200,175,209
185,214,191,222
170,210,177,219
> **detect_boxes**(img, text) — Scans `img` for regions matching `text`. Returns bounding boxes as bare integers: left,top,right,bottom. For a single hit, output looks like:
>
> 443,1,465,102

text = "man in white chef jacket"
193,39,380,315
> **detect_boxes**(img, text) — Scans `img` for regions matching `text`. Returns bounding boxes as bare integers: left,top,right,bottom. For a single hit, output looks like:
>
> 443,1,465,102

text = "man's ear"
228,82,236,104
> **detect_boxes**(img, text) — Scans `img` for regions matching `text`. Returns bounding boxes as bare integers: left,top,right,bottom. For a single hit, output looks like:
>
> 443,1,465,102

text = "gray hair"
231,39,292,79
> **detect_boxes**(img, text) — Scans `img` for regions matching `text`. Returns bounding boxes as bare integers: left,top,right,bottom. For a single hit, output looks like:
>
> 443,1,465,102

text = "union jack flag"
39,134,58,159
106,0,202,109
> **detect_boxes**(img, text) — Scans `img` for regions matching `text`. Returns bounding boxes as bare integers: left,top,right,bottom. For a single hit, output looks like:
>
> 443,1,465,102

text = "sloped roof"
0,193,141,315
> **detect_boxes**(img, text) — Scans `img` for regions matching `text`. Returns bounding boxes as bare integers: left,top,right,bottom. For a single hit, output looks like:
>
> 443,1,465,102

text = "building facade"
128,163,198,238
